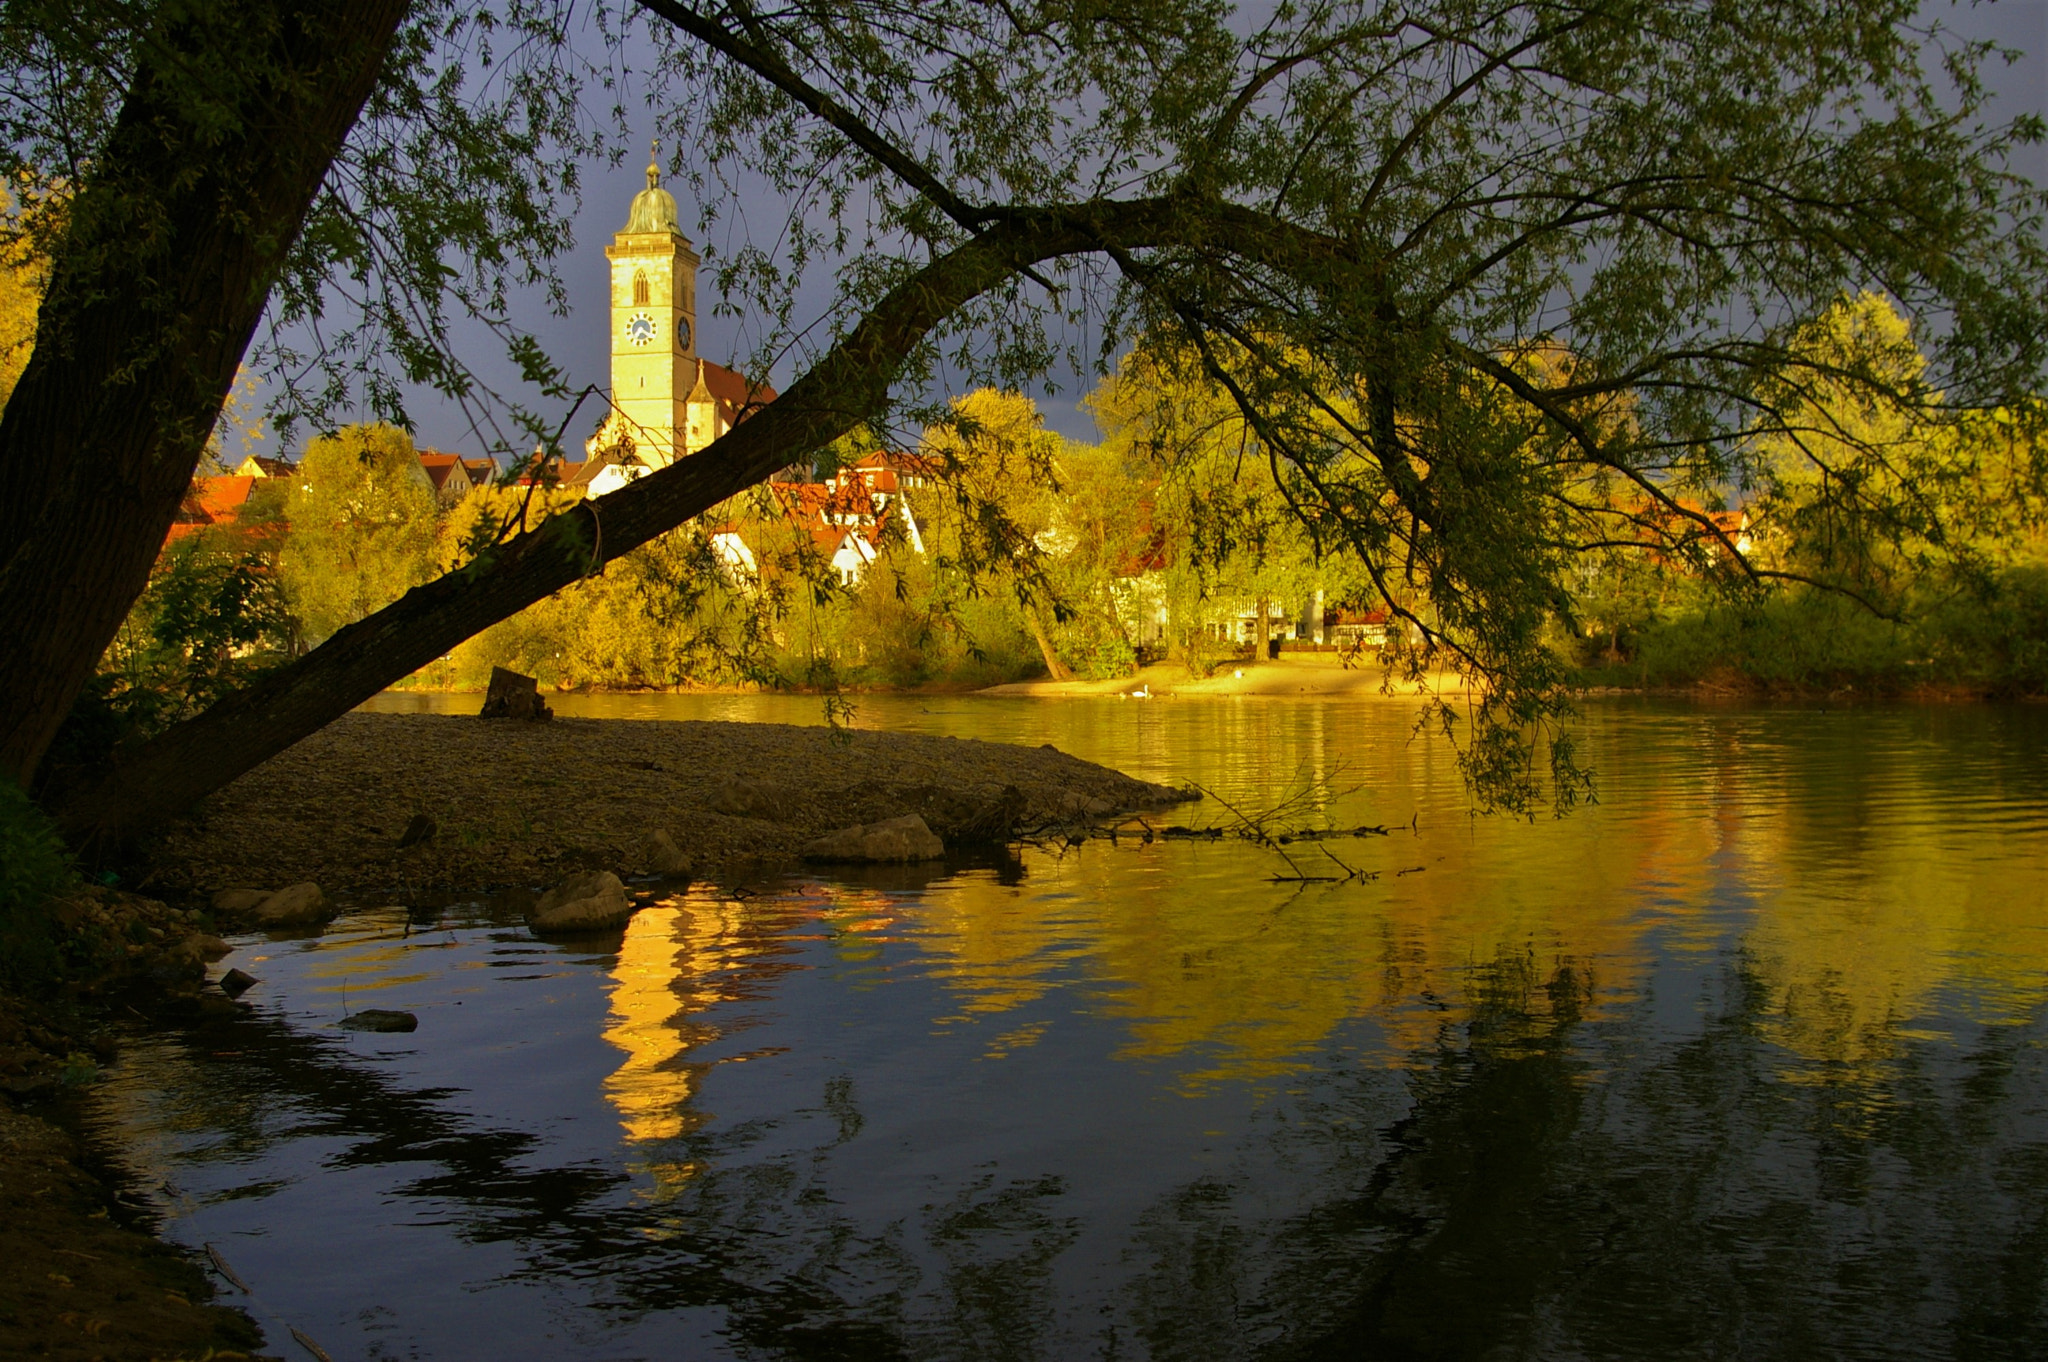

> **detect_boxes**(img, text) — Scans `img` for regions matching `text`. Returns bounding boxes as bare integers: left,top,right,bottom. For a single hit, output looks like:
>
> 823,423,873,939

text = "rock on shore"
802,814,946,863
528,870,634,933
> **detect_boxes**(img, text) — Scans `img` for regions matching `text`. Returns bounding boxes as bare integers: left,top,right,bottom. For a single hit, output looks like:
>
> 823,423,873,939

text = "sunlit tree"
278,424,438,646
0,1,2039,835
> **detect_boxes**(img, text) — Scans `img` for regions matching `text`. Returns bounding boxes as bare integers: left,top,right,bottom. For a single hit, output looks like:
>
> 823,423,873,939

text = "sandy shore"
143,712,1190,901
978,655,1471,698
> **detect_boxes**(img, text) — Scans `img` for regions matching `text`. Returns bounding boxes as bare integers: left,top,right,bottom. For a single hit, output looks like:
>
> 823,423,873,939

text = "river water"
88,694,2048,1360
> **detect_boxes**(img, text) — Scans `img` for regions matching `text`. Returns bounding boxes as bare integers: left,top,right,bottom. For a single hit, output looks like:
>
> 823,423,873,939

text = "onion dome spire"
623,138,680,234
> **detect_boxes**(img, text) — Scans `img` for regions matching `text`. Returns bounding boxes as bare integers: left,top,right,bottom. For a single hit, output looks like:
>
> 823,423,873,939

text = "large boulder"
801,814,945,864
636,830,694,878
247,882,330,927
528,870,633,933
211,887,270,914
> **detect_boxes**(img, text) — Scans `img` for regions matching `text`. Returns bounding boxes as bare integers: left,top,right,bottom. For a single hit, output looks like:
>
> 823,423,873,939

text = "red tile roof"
417,452,471,493
691,358,776,413
165,475,260,545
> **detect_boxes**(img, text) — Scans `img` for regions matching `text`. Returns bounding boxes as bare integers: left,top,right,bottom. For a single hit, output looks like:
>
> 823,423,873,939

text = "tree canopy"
2,0,2043,831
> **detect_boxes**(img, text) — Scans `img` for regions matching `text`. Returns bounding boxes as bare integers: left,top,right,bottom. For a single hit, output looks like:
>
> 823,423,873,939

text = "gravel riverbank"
144,711,1191,901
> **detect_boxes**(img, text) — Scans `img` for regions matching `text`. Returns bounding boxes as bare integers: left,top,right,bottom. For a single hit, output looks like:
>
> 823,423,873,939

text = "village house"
417,452,474,504
413,452,498,504
708,451,934,587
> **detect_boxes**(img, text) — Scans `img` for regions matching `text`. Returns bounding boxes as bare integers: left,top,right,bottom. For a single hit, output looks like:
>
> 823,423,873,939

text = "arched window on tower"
632,270,650,306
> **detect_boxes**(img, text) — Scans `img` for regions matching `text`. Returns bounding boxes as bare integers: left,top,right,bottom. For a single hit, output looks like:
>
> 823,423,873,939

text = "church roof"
690,358,775,408
622,156,681,235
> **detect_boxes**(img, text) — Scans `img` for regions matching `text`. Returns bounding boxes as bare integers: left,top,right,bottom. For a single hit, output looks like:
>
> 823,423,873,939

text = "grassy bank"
1564,572,2048,699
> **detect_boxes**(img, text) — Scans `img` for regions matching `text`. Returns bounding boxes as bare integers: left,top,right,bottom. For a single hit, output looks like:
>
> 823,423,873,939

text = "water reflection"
89,699,2048,1358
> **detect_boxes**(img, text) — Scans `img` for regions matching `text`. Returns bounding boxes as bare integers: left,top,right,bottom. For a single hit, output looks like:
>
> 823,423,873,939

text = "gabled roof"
417,451,472,493
823,449,940,498
188,475,257,521
851,449,940,477
556,459,609,488
236,455,296,479
165,475,261,545
682,359,778,445
687,357,775,412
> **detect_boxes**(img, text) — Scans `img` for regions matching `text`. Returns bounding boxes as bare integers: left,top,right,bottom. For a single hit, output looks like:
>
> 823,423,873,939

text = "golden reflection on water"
603,904,705,1148
598,705,2048,1140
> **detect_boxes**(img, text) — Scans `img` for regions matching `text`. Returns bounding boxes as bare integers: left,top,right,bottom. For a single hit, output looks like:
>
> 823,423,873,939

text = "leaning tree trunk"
0,0,411,790
1025,607,1073,681
57,212,1120,842
57,187,1341,840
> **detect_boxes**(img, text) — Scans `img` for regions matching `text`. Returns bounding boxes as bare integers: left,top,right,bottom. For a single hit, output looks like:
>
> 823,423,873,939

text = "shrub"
0,780,73,987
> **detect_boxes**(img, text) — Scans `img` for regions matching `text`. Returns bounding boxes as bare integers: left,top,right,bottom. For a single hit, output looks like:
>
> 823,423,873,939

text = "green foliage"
1578,569,2048,696
49,513,296,784
280,424,439,644
132,531,292,709
11,1,2048,816
1058,630,1138,681
1562,298,2048,698
1931,566,2048,689
0,780,71,986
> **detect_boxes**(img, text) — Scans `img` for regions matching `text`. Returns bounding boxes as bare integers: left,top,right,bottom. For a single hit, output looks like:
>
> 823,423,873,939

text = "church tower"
603,149,698,468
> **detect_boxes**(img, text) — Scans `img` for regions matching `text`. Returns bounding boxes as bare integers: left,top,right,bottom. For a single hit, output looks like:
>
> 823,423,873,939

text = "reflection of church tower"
587,148,775,490
604,150,698,468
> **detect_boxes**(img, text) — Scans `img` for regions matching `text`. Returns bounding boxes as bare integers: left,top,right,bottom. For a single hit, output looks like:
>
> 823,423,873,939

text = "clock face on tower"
624,313,656,346
676,316,692,348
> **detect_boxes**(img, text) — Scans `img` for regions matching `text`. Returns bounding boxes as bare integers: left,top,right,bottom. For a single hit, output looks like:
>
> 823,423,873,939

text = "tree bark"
1026,607,1073,681
0,0,410,789
57,209,1131,841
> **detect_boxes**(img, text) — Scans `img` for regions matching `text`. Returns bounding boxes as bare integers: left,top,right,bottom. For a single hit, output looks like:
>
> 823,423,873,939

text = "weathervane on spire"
646,138,660,190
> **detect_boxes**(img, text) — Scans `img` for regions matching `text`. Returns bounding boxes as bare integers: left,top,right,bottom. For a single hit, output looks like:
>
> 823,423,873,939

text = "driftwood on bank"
1018,815,1401,884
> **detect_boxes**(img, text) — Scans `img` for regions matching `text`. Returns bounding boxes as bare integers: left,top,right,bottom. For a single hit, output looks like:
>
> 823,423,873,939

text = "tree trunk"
57,210,1118,841
0,0,410,789
1256,594,1271,661
1026,608,1073,681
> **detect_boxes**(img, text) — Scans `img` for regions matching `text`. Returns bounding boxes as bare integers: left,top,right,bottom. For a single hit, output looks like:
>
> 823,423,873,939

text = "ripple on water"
85,697,2048,1359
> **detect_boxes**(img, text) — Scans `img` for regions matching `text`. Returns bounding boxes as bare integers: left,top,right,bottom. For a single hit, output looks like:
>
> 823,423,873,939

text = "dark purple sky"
234,1,2048,464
